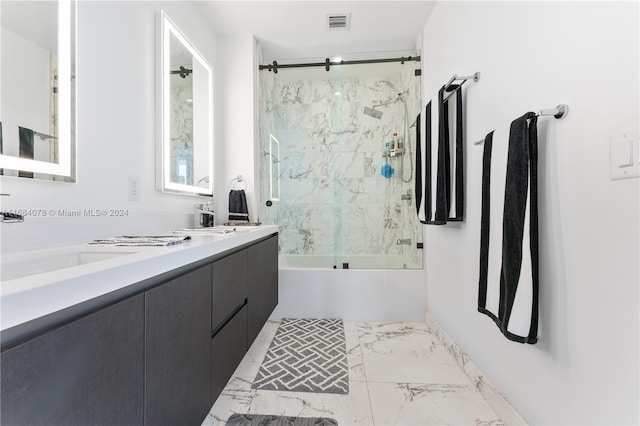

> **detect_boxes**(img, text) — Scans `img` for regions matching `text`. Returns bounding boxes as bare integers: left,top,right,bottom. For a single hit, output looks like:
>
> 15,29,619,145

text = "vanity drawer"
211,304,248,403
211,249,248,331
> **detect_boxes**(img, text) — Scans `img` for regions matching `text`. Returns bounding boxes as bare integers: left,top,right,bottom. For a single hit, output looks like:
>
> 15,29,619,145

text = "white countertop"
0,225,278,333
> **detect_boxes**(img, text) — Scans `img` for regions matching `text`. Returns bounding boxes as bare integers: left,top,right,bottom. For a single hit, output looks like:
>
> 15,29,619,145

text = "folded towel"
172,228,235,235
87,235,191,246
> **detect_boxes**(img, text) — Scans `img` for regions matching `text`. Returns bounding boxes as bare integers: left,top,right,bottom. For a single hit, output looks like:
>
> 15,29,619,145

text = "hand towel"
228,189,249,221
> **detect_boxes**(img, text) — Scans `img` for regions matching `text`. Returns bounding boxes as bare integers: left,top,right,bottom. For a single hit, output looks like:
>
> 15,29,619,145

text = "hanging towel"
415,102,433,224
18,126,34,179
228,189,249,221
434,85,464,224
477,130,495,321
478,113,539,344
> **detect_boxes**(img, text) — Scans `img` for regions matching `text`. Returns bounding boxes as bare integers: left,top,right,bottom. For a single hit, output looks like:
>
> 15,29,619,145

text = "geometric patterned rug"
252,318,349,394
226,414,338,426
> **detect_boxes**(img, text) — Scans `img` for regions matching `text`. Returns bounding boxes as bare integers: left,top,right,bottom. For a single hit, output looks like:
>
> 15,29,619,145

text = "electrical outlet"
128,175,140,201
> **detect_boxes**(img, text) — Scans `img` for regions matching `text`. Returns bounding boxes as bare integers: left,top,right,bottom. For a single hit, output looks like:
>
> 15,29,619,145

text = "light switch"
615,140,633,168
610,128,640,180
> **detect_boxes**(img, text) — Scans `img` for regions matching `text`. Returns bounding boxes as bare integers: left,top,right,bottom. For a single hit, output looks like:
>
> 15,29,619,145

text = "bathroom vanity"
0,226,278,426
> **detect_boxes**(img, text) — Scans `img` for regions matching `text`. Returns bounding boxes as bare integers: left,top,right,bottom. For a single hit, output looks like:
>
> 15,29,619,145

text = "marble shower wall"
260,62,423,269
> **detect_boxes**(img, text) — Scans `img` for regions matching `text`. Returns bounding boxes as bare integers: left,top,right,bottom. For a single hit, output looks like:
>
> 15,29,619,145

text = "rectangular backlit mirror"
157,11,213,196
0,0,76,182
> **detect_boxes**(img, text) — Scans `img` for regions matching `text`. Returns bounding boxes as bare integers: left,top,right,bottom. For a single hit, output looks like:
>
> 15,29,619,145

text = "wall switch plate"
610,128,640,180
128,175,140,201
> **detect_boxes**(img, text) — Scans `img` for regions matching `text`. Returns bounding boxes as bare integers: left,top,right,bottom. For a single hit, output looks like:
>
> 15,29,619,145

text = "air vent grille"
327,13,351,30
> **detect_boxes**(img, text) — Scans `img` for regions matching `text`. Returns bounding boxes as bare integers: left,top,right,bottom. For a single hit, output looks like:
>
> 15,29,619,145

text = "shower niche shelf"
382,149,405,158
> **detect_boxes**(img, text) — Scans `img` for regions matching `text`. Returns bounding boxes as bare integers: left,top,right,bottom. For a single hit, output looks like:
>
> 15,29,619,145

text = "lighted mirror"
0,0,76,181
157,11,213,196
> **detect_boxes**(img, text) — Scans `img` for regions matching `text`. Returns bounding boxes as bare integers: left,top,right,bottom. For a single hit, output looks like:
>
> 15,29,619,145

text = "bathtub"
279,254,422,270
272,255,427,322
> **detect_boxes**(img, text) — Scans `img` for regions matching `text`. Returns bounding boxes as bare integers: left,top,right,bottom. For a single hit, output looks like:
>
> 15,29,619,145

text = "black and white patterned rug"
227,414,338,426
252,318,349,394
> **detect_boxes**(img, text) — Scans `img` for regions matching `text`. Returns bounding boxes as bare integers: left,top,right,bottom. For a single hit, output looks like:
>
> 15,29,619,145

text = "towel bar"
473,104,569,145
537,104,568,119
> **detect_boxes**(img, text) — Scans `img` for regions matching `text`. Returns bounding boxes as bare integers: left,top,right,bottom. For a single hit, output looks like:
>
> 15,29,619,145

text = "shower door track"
259,56,421,73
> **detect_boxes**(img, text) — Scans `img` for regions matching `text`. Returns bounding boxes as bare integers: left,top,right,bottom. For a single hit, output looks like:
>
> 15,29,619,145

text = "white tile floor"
203,320,506,426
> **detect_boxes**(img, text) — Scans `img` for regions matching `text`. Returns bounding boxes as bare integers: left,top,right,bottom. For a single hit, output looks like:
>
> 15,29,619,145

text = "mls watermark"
4,209,129,217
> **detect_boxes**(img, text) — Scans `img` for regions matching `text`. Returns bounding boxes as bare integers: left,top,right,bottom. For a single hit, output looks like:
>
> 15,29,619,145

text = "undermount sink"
1,248,139,281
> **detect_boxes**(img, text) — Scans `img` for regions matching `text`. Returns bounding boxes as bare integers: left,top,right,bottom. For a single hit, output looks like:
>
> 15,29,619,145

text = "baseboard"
424,312,527,425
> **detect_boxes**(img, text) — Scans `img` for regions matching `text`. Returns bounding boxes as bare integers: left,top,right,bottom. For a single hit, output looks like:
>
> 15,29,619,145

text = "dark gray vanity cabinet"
0,295,144,426
144,265,212,426
211,249,248,330
0,233,278,426
211,304,248,402
247,235,279,345
210,249,249,403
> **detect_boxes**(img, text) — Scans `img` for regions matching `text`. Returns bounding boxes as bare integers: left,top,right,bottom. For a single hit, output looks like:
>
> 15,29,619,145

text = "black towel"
415,103,433,224
434,85,464,224
477,131,494,320
18,126,34,178
228,189,249,221
478,113,539,344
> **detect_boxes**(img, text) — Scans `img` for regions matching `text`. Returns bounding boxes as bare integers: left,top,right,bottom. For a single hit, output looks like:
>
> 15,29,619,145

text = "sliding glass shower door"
258,52,423,270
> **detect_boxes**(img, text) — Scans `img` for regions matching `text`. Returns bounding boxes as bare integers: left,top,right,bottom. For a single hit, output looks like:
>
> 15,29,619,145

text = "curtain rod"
259,56,421,73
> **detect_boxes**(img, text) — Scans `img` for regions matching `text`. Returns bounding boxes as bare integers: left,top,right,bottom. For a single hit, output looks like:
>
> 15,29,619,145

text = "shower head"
363,106,383,119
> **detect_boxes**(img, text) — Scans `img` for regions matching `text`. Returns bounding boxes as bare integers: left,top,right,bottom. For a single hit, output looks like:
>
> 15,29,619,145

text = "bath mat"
252,318,348,394
226,414,338,426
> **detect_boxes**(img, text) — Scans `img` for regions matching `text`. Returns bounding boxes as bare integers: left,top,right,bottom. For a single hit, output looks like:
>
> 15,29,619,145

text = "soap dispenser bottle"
391,132,399,156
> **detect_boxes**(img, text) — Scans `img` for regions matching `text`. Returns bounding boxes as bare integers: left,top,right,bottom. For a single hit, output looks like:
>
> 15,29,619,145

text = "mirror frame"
0,0,75,178
156,10,214,197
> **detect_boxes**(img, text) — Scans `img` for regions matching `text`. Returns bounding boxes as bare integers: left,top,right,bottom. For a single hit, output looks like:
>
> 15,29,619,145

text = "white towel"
87,235,191,246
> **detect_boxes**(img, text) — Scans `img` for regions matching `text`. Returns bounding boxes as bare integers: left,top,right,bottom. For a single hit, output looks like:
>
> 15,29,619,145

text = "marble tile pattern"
424,314,527,425
204,320,516,425
259,64,423,269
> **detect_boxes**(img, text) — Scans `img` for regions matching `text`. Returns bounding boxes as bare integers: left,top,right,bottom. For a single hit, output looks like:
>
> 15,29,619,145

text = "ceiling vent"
327,13,351,30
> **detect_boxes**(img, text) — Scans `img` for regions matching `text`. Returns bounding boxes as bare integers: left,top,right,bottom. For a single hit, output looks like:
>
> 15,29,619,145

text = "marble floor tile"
343,320,358,334
345,332,366,382
206,377,256,425
233,319,281,380
204,320,512,426
367,382,504,426
358,322,471,384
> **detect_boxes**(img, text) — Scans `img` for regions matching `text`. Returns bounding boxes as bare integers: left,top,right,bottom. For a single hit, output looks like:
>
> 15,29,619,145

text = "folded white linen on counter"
86,235,191,246
171,228,236,235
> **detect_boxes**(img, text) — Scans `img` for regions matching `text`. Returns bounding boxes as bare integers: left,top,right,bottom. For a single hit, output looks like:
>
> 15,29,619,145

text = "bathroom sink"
1,248,139,281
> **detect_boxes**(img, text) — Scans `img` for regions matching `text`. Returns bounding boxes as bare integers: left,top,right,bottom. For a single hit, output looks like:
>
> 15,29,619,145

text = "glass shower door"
258,53,423,270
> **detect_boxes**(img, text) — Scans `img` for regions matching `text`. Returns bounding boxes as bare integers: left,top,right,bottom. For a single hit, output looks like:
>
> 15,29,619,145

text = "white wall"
215,34,259,224
421,2,639,424
0,1,218,253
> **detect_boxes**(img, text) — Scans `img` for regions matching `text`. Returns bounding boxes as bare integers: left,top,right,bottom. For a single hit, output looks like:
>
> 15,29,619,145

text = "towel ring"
230,175,248,190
